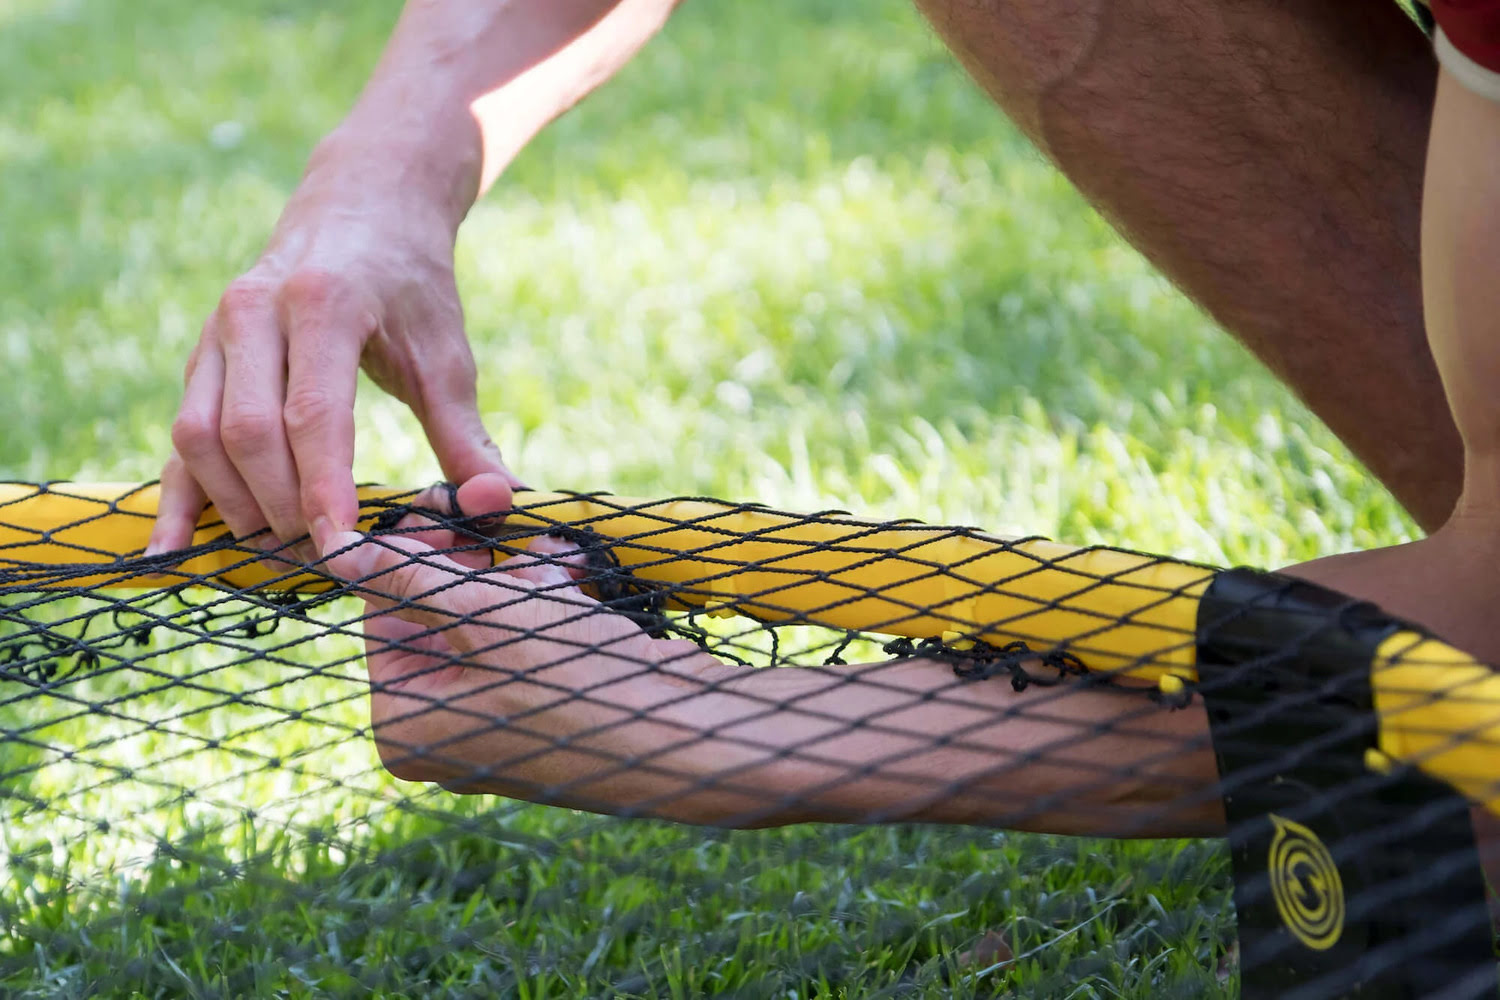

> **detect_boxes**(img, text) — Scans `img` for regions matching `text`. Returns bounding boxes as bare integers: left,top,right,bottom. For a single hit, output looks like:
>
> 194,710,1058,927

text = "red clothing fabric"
1432,0,1500,72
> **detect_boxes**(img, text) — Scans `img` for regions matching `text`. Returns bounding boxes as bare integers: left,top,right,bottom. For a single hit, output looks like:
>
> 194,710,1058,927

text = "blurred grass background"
0,0,1418,996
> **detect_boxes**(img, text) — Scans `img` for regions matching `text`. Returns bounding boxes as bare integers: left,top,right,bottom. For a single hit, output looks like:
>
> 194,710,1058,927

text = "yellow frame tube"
0,483,1212,679
1372,631,1500,813
3,484,1497,810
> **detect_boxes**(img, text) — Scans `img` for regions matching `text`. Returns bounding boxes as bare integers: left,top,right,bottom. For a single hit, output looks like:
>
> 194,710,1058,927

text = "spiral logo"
1268,813,1345,951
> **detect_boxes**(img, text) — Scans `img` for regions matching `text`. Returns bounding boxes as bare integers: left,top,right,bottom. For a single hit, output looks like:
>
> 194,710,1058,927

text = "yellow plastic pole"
0,482,1212,678
4,484,1497,811
1372,631,1500,815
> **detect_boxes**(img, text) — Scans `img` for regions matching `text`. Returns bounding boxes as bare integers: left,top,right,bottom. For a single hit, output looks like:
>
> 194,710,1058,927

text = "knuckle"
219,404,278,453
170,410,219,458
282,390,336,439
281,267,348,312
299,475,347,525
217,278,272,321
355,308,380,338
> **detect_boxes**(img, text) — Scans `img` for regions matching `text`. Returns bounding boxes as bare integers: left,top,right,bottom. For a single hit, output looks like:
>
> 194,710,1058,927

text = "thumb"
419,379,526,490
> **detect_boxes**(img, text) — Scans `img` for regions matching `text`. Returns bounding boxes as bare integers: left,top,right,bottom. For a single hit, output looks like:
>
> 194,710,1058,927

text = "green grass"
0,0,1419,996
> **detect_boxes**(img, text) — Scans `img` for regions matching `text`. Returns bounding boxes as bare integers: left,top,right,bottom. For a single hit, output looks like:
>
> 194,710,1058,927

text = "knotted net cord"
1,482,1496,997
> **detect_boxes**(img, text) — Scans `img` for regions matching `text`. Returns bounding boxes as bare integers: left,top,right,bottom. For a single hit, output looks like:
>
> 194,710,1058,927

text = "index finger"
283,307,368,556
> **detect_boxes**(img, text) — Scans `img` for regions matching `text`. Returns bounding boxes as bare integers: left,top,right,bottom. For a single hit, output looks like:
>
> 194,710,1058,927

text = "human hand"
324,474,716,805
147,150,520,561
323,475,1228,833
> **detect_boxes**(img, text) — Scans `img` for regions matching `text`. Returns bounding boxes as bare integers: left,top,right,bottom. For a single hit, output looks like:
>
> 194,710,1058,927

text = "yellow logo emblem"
1268,813,1345,951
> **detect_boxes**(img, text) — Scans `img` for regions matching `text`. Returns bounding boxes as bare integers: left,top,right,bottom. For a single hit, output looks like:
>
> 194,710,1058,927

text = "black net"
1,482,1496,998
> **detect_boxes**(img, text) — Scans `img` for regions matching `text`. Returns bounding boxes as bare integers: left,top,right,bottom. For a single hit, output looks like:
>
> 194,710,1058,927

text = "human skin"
1284,68,1500,875
325,475,1226,838
148,1,686,561
151,0,1462,565
321,65,1500,839
1290,71,1500,664
917,0,1458,530
320,467,1489,840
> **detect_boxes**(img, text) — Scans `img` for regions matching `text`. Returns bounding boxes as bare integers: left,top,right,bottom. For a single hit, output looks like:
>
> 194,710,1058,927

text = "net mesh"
1,482,1495,998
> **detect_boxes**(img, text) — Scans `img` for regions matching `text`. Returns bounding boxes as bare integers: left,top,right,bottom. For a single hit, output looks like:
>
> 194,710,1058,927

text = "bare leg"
914,0,1461,530
1287,72,1500,904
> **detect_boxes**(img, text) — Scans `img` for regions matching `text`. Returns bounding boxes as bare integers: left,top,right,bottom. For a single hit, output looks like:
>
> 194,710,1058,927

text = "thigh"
915,0,1460,530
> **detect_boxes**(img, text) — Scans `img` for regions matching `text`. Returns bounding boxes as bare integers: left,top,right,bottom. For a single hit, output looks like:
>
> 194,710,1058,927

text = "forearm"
694,659,1224,836
308,0,683,232
415,649,1225,837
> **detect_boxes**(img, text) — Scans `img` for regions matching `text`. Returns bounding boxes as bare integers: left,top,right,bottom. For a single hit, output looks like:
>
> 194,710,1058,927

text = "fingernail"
311,516,334,557
326,530,363,554
472,513,507,536
136,537,173,584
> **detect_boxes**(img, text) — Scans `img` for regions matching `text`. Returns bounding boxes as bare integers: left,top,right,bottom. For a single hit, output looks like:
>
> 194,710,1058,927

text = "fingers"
145,450,209,557
499,534,590,585
326,528,582,639
168,323,269,542
326,532,493,644
217,286,305,548
283,291,368,555
381,475,514,570
163,271,374,560
381,482,465,552
416,341,527,491
158,238,522,564
454,473,513,528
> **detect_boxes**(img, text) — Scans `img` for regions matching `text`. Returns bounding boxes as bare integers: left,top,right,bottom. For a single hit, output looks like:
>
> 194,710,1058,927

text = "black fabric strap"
1197,569,1495,1000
